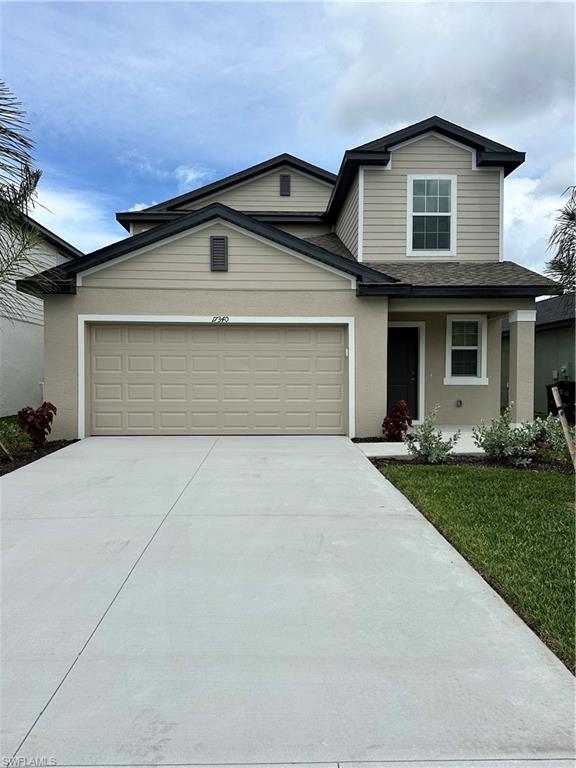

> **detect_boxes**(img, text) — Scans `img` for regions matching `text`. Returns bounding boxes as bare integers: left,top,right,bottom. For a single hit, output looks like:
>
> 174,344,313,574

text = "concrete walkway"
358,426,483,458
1,436,573,764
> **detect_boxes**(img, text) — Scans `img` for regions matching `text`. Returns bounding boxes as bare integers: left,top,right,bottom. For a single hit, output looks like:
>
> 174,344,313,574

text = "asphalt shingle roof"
304,232,557,289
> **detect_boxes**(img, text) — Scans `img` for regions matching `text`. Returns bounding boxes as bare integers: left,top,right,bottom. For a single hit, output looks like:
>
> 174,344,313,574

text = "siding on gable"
335,174,359,258
176,167,333,213
363,134,501,262
81,223,353,291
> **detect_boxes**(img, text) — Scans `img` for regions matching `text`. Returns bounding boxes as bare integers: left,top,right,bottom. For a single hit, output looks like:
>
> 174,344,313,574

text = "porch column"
508,309,536,422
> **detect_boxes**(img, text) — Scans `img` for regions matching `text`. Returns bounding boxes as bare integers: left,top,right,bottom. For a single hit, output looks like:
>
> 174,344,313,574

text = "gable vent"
279,174,291,196
210,236,228,271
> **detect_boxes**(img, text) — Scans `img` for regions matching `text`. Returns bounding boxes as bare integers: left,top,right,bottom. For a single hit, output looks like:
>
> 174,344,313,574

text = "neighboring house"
501,294,575,416
18,116,557,439
0,217,82,416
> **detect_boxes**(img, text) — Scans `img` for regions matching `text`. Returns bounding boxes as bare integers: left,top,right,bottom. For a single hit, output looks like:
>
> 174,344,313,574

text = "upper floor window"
279,174,291,196
407,175,456,257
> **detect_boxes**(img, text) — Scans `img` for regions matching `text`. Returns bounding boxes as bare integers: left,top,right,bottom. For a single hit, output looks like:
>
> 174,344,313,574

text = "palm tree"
0,79,44,320
546,186,576,293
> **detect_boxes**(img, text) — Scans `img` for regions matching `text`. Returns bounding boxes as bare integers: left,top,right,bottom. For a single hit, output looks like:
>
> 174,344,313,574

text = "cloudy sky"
1,1,573,274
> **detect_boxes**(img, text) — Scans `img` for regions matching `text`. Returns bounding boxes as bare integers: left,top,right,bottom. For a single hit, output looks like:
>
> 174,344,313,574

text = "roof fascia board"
357,284,555,298
326,150,390,219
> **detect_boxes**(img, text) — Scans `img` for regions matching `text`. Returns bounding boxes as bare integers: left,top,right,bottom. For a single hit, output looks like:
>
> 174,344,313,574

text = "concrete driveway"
1,436,573,765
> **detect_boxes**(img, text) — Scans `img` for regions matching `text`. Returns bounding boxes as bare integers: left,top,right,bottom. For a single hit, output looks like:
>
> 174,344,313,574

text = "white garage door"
89,323,347,435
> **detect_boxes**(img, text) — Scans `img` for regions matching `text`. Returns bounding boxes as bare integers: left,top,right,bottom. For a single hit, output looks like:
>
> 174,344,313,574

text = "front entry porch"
384,302,537,427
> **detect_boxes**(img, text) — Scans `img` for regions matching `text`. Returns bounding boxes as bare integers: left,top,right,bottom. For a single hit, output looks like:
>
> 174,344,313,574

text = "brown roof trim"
116,209,329,232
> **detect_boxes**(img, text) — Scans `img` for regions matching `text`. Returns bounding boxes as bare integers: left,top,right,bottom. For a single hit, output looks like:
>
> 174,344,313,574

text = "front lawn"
379,464,575,671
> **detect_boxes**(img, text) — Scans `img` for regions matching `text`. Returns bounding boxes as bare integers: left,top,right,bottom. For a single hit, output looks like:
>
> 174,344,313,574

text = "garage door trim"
77,315,355,439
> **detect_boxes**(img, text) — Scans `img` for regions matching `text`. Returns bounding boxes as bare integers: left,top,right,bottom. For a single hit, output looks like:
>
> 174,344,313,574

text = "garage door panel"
90,324,346,435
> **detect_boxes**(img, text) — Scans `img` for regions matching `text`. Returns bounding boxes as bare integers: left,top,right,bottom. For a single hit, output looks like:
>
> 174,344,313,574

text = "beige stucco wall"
509,318,535,422
44,289,389,440
363,133,502,262
176,166,333,213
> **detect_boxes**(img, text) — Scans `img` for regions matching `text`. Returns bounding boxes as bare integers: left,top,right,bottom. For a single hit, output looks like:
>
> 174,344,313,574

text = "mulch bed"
370,453,574,475
0,440,78,477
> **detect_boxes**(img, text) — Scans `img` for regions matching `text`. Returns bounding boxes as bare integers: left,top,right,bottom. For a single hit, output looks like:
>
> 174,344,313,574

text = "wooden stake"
551,386,576,470
0,438,13,461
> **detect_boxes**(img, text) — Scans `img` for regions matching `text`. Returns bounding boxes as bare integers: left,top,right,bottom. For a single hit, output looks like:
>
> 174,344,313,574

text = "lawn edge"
379,464,575,675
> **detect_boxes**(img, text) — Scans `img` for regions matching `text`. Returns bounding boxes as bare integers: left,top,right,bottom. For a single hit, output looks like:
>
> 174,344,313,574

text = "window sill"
407,251,456,258
443,376,489,386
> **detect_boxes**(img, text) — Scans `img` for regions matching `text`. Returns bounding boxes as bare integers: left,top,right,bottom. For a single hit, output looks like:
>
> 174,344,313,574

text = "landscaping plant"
473,407,546,467
0,419,31,457
531,414,576,466
404,405,460,463
382,399,412,441
17,401,57,450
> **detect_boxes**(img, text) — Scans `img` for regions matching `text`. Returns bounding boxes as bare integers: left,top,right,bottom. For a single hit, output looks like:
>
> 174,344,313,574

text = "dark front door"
387,327,419,420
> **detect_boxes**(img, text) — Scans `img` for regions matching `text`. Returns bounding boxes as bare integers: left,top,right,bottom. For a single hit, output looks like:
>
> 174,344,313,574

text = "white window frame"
407,174,457,257
444,314,488,386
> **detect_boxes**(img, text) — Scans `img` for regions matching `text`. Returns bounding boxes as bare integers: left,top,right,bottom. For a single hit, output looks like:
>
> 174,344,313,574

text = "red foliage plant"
382,399,412,442
17,402,57,450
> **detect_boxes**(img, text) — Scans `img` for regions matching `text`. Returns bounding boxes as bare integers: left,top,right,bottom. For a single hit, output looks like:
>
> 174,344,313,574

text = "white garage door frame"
77,315,356,439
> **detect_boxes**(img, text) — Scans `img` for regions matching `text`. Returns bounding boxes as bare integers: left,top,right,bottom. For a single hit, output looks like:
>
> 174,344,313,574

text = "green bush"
472,407,535,466
0,421,31,454
531,414,575,465
404,405,460,464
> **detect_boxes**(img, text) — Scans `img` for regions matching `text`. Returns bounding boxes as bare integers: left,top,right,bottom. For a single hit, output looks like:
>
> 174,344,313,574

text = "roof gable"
17,204,393,297
80,221,355,291
144,154,337,213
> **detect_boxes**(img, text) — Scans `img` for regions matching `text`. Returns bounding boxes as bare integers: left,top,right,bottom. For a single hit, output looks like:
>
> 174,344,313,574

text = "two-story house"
18,116,556,439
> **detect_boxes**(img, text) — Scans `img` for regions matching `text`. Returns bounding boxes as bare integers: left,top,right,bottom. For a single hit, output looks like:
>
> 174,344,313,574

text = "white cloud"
33,184,126,253
127,201,158,212
174,165,213,193
119,151,214,194
503,178,559,274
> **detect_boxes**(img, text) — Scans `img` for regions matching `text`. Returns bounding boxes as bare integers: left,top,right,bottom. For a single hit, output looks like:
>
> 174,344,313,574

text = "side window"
408,176,456,256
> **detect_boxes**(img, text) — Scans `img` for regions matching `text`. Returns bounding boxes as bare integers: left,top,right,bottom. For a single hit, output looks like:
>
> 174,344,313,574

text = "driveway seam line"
11,437,220,758
32,759,576,766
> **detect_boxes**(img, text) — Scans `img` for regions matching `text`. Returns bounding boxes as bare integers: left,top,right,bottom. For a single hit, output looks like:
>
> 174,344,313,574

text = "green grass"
0,415,17,426
380,464,575,670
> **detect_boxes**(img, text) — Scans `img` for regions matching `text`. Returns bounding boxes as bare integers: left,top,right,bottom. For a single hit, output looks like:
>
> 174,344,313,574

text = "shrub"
404,405,460,464
17,402,57,450
382,399,412,441
472,406,535,467
531,414,575,465
0,420,31,454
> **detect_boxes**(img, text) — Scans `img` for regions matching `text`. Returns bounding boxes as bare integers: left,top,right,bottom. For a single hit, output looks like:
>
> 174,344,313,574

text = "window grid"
450,320,479,377
409,176,454,254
